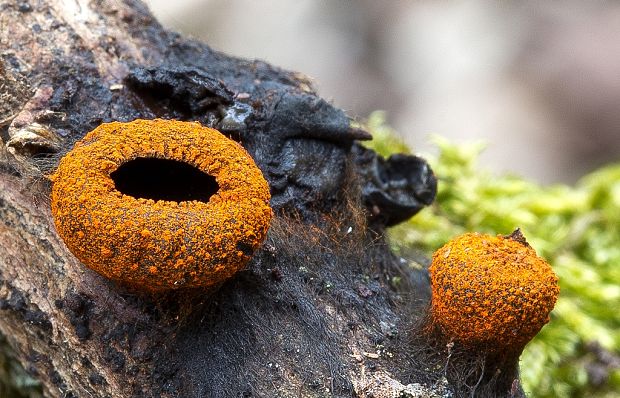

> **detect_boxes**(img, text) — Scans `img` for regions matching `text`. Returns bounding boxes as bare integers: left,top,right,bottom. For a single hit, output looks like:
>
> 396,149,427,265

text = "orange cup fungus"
50,119,272,291
428,230,559,353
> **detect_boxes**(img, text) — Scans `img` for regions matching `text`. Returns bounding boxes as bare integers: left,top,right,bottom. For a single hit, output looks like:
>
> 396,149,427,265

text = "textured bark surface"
0,1,522,398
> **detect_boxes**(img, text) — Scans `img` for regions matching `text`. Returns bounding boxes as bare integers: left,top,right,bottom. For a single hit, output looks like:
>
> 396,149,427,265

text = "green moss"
363,112,620,398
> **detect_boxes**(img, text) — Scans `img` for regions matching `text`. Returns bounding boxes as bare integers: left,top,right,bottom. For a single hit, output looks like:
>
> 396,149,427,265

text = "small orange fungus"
51,119,272,291
429,230,559,353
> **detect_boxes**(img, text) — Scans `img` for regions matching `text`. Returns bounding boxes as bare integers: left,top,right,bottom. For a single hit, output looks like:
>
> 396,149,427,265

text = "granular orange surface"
429,231,559,353
51,119,272,291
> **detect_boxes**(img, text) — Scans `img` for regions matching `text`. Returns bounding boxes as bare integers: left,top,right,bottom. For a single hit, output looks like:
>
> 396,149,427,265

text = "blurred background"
145,0,620,185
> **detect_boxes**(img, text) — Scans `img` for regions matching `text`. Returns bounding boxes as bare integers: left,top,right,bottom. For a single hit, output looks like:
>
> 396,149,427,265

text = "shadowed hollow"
111,157,219,202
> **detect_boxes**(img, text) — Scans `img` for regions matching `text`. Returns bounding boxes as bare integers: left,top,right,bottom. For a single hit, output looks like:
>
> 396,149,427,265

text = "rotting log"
0,1,526,397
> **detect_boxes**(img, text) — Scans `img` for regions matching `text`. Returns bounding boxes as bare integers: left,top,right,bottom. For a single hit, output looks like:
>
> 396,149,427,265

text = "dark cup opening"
111,157,219,203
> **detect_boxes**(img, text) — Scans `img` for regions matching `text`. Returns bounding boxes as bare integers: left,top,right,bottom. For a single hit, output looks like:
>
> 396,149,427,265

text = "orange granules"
50,119,272,291
428,230,559,353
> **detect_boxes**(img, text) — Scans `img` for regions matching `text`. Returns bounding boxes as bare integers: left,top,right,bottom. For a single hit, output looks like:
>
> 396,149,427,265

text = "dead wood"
0,1,524,397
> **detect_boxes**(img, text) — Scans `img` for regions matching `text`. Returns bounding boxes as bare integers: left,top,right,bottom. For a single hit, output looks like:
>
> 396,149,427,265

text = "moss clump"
429,230,559,354
51,119,272,291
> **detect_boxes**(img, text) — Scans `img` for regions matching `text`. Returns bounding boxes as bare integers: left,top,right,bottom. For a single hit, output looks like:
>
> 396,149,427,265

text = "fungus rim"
428,231,559,353
51,119,273,291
